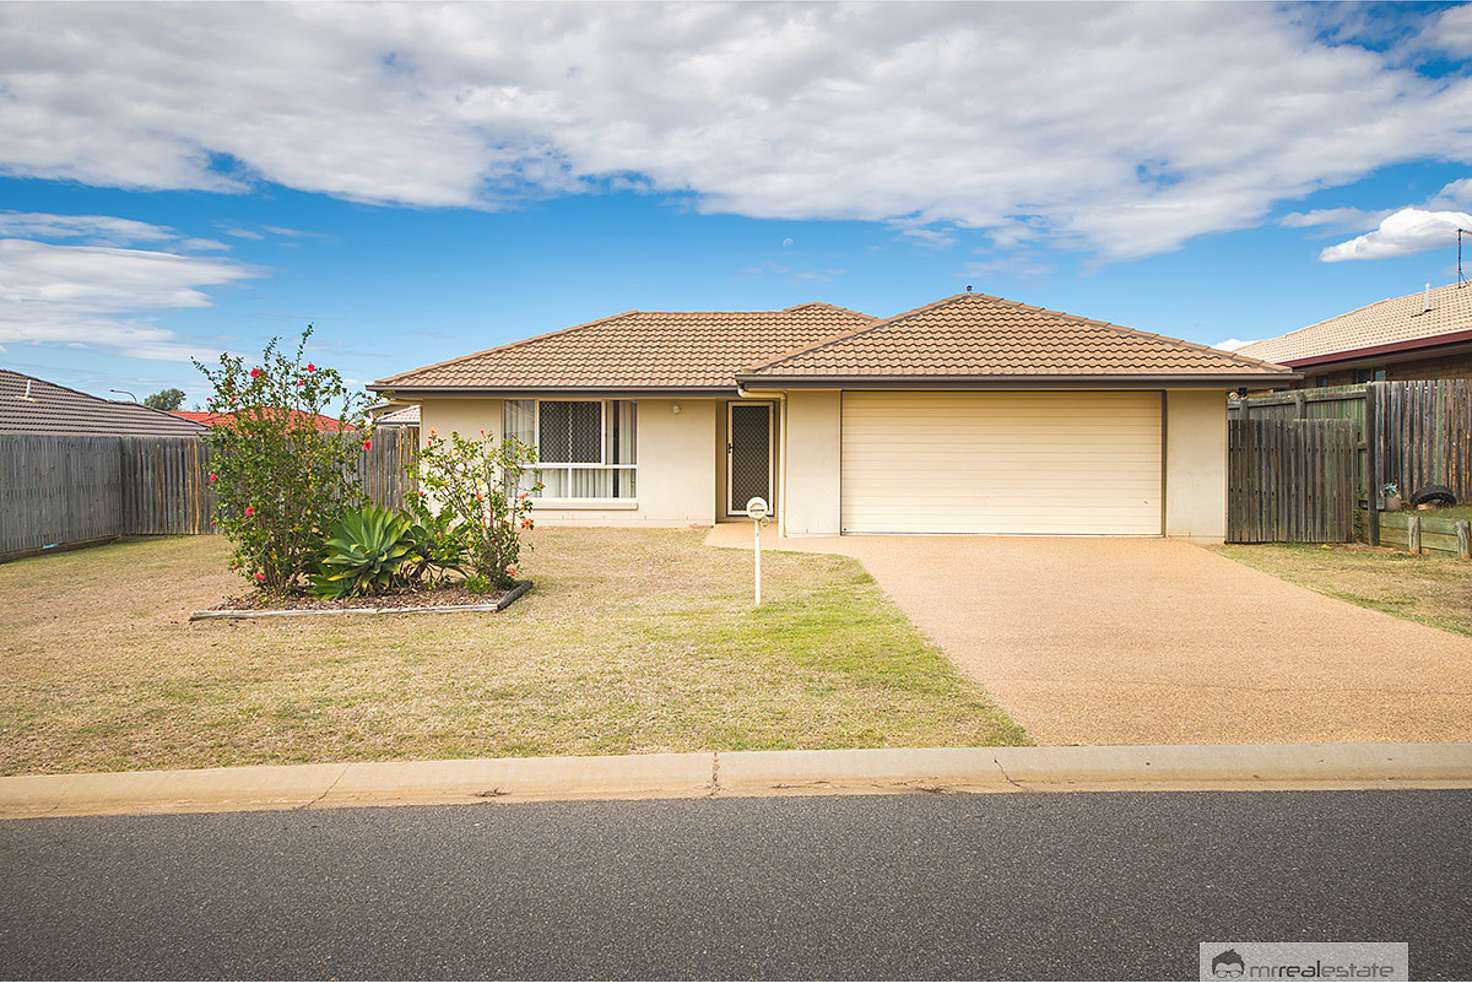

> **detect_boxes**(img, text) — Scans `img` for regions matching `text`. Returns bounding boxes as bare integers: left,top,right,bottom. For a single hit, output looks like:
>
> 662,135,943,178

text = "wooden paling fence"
1372,380,1472,505
0,427,418,561
1230,380,1472,544
0,435,126,559
1227,418,1357,544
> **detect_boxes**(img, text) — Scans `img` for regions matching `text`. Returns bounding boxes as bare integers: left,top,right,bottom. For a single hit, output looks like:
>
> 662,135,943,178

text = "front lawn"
0,528,1027,775
1214,543,1472,638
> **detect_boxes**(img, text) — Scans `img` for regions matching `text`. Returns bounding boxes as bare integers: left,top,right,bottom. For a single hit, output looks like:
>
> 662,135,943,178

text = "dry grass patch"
1214,543,1472,638
0,528,1026,775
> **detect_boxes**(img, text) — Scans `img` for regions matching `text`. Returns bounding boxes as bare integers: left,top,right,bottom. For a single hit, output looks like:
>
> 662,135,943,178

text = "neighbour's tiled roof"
0,370,209,436
1236,282,1472,365
372,303,878,391
171,409,354,433
374,404,420,426
744,292,1292,378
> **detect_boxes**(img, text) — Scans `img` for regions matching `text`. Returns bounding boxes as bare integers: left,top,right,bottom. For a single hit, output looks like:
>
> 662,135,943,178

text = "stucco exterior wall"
417,396,716,528
782,390,841,535
1165,389,1228,542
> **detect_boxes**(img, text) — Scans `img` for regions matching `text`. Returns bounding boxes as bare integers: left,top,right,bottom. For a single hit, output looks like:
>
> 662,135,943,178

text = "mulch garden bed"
192,580,532,620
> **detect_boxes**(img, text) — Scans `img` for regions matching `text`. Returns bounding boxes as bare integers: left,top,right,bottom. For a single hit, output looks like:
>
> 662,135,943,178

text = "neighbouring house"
170,409,354,432
370,292,1294,541
371,404,420,428
1237,281,1472,388
0,370,207,437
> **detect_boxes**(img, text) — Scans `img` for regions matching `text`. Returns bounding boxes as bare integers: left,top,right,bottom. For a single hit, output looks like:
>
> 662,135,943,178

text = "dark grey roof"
0,370,208,437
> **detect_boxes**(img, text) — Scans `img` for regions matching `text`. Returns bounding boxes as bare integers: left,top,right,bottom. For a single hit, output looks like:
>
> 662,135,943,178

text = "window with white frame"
503,399,637,500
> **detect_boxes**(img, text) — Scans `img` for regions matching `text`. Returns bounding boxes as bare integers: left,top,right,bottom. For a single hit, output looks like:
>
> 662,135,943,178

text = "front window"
503,399,637,500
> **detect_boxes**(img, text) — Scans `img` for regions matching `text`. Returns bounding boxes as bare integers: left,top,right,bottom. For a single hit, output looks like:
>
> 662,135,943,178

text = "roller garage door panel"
840,391,1162,534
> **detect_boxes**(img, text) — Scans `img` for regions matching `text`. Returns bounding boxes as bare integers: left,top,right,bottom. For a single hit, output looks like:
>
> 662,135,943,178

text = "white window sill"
534,498,638,511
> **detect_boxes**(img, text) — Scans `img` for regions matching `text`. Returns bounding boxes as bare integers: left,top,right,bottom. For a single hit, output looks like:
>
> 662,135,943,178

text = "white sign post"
746,496,769,606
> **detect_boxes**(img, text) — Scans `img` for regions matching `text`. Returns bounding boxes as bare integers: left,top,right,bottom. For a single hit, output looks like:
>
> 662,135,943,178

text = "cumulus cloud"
1213,338,1258,352
0,238,262,360
1,4,1471,260
1320,208,1472,262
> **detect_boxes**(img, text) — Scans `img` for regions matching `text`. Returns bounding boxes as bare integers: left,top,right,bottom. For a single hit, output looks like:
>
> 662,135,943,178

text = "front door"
727,402,773,516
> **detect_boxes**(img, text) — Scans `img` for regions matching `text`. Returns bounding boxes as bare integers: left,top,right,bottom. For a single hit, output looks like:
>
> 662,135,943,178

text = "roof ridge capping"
743,291,1293,377
781,301,879,319
744,292,972,374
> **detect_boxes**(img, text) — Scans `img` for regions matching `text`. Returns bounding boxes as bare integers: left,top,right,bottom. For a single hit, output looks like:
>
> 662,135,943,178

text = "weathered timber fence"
1226,418,1357,543
1230,380,1472,544
0,435,125,558
0,427,418,561
1372,380,1472,506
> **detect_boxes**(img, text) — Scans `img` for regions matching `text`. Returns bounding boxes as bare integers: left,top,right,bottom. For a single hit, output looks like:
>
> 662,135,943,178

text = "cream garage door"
841,391,1162,534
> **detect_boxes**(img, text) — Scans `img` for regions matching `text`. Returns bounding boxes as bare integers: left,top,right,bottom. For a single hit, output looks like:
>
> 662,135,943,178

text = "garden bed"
192,580,532,620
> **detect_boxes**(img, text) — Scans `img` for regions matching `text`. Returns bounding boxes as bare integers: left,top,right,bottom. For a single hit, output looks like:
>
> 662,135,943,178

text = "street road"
2,789,1468,979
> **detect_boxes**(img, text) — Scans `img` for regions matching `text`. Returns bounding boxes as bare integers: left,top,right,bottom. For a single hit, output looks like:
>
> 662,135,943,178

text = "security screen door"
727,402,773,517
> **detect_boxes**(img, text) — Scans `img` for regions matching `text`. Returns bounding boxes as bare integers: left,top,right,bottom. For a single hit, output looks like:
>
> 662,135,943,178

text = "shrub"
309,505,420,599
194,328,371,592
409,429,541,589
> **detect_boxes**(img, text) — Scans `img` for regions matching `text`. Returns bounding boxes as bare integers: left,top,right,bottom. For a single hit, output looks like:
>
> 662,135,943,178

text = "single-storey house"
0,370,207,437
370,291,1293,542
1237,281,1472,388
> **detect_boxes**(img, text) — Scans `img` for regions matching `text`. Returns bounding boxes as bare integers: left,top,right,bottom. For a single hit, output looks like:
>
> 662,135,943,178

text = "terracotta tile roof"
374,404,420,426
1236,282,1472,366
743,292,1292,380
171,409,354,433
372,303,878,391
0,370,208,436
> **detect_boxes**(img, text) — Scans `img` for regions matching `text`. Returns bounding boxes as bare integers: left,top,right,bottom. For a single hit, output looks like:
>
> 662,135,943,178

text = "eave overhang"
734,373,1300,391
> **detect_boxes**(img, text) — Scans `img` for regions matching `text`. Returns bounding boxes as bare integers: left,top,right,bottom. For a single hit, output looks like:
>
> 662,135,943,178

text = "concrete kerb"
4,743,1470,820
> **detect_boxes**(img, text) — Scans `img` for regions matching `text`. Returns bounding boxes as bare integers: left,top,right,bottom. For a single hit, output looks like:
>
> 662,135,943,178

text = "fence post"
1457,520,1470,561
1364,383,1379,546
1407,514,1422,555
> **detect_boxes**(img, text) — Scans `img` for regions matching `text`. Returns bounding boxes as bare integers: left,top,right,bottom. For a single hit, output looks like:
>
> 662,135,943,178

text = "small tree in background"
144,387,185,411
194,327,372,592
409,429,541,590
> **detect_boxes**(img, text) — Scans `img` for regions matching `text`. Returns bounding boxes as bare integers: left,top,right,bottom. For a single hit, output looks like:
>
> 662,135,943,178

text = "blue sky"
2,2,1471,406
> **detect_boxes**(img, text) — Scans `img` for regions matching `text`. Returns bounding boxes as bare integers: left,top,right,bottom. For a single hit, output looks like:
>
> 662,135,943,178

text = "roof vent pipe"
1424,282,1432,312
23,378,32,400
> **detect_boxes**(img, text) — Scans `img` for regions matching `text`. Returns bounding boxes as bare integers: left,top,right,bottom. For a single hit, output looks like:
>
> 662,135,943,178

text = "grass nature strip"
0,527,1027,775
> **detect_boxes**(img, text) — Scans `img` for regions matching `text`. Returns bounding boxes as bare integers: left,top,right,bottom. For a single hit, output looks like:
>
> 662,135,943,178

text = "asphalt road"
1,790,1469,980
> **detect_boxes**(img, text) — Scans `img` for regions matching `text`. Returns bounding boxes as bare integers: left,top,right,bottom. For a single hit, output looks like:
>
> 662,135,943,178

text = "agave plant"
309,504,422,599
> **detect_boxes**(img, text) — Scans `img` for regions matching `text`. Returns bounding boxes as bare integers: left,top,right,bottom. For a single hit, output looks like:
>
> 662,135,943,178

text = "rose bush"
195,327,372,592
409,428,541,590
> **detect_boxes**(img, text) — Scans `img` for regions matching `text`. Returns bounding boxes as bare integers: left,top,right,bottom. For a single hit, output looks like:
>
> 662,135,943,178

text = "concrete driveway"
707,526,1472,745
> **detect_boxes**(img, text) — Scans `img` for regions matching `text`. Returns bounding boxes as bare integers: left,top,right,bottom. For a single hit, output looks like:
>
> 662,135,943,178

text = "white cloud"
1419,3,1472,57
1279,207,1394,233
1213,338,1257,352
0,238,263,360
2,4,1472,260
0,211,178,245
1320,207,1472,262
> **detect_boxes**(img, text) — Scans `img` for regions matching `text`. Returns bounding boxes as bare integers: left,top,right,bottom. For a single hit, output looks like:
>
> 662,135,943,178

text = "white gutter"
734,383,789,538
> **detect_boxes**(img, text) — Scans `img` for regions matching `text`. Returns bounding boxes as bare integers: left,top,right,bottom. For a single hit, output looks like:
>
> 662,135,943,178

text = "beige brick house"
370,291,1293,542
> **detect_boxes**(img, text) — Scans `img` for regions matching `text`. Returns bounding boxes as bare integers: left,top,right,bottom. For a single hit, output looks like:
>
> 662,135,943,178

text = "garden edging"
189,579,533,621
